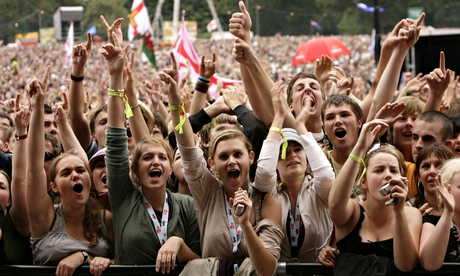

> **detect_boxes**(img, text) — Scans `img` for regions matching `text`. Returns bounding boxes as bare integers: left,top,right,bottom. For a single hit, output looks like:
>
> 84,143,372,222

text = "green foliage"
2,0,460,43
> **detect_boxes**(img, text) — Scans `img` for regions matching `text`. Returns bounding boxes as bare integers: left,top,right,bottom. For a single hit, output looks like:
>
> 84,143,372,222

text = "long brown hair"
49,150,109,247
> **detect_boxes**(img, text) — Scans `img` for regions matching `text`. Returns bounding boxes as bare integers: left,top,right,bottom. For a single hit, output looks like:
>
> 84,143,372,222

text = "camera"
379,183,394,197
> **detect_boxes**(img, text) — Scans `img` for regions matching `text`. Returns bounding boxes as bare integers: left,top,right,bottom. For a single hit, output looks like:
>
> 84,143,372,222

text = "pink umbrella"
292,37,351,66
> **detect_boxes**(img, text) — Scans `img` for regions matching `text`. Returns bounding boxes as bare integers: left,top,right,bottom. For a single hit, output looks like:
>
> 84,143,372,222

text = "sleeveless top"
334,205,400,276
423,215,460,262
1,211,33,264
30,204,110,265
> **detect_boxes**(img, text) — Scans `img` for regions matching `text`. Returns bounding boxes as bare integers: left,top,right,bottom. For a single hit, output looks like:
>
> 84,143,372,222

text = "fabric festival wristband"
169,104,186,134
108,89,133,119
349,153,366,185
270,127,288,159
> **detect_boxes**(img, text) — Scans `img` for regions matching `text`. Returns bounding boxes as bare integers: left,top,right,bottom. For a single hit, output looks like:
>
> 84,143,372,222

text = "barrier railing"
1,263,459,275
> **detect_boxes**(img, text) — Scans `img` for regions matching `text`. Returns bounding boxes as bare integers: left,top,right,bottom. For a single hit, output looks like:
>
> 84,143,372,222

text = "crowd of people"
0,1,460,275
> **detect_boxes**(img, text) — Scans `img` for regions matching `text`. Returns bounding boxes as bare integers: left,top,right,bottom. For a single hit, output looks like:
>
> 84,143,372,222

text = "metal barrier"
0,263,459,275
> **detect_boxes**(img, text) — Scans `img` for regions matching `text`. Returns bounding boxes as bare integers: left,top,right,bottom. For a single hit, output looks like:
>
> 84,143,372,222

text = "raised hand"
270,80,287,119
159,52,180,105
100,15,124,44
72,32,92,68
357,119,388,152
101,32,129,76
13,93,31,135
222,85,248,110
426,51,451,98
229,1,252,42
402,73,426,96
374,101,406,126
314,55,333,86
52,92,69,127
199,53,216,79
232,38,256,65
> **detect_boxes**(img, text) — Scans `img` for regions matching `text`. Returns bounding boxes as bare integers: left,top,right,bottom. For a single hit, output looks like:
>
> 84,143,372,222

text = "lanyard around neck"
143,192,169,245
224,186,253,272
288,194,301,248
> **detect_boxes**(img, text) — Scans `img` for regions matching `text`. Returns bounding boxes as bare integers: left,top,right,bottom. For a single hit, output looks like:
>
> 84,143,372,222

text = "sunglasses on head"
45,152,55,162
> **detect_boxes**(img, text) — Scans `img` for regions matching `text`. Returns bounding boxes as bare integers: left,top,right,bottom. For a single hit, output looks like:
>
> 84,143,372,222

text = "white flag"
128,0,153,41
206,19,217,33
64,22,74,68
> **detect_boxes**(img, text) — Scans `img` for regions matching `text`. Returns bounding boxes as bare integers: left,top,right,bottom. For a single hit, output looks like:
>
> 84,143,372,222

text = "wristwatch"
81,251,89,264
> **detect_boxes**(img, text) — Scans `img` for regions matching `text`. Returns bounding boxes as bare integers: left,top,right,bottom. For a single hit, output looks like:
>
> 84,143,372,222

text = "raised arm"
329,120,388,228
190,53,216,115
10,93,31,236
367,13,425,122
26,68,55,238
54,93,88,162
68,33,93,151
253,81,286,194
163,52,195,148
124,52,150,143
419,176,454,271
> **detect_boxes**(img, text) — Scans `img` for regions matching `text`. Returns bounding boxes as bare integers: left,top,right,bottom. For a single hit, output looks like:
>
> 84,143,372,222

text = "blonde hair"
441,158,460,188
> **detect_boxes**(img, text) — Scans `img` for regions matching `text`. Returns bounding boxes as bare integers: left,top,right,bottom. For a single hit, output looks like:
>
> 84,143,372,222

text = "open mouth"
149,169,162,178
335,129,347,138
73,184,84,193
228,169,240,180
102,176,107,184
402,132,412,138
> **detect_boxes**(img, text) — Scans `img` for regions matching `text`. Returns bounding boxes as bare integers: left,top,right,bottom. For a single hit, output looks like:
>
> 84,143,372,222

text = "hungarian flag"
173,15,241,99
128,0,156,67
64,22,74,68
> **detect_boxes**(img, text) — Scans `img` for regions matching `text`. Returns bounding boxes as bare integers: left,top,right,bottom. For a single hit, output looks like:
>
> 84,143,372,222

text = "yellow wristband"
270,127,288,159
108,89,133,119
169,103,186,134
349,153,366,185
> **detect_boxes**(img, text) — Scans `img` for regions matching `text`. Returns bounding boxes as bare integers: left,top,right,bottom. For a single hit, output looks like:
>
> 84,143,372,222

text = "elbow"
419,259,442,272
396,257,419,272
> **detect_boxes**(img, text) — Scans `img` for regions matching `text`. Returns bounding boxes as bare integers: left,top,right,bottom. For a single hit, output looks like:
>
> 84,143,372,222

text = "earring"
417,181,424,195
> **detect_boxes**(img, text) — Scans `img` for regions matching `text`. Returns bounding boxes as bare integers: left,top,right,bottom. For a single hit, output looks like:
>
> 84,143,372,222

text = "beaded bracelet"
270,127,288,159
108,89,133,118
169,103,186,134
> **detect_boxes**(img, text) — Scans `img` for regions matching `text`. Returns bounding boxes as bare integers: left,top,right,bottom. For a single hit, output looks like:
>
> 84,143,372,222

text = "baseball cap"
89,148,106,170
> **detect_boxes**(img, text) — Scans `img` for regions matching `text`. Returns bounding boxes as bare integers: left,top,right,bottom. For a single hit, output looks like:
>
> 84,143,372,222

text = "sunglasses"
45,152,55,162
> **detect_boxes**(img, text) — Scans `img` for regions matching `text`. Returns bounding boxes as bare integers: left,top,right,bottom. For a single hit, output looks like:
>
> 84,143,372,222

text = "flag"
173,15,241,99
128,0,156,67
64,22,74,68
206,19,217,33
86,25,97,36
310,20,321,30
357,3,385,13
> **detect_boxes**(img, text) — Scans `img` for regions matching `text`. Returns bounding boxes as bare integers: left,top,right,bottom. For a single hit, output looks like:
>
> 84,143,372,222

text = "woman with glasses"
329,119,422,275
26,74,114,276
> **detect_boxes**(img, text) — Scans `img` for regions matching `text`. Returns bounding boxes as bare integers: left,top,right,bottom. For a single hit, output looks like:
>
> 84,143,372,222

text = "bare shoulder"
404,205,422,224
